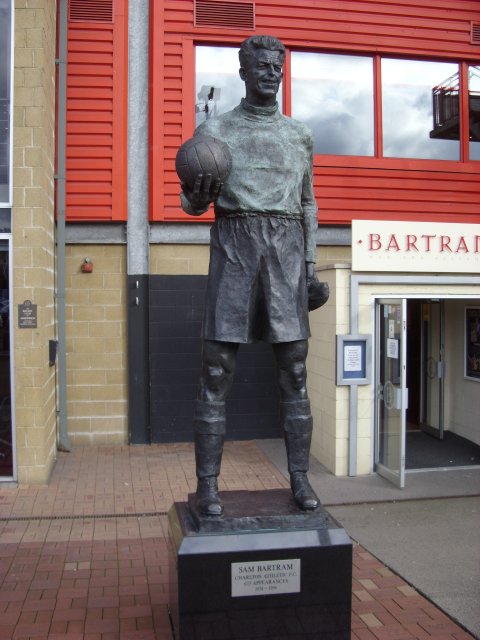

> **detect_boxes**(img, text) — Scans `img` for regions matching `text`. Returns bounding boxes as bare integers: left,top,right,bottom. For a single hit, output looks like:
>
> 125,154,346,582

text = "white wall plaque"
231,558,300,597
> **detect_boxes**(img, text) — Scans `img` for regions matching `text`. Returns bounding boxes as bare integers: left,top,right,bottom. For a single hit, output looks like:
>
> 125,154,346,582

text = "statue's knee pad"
289,361,307,390
206,364,227,382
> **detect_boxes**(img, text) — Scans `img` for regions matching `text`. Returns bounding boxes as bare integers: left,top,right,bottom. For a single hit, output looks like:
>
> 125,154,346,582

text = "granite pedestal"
168,489,352,640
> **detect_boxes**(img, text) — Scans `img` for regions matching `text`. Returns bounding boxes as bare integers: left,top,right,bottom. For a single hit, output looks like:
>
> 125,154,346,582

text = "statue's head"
238,35,286,69
238,35,285,106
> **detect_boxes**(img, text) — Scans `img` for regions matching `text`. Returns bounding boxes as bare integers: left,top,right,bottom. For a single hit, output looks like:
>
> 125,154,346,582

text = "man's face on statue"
240,48,284,106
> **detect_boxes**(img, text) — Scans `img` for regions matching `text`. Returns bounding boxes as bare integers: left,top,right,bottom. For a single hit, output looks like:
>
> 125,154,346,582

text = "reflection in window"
291,52,374,156
382,59,459,160
469,66,480,161
0,0,12,204
0,240,12,477
195,46,282,128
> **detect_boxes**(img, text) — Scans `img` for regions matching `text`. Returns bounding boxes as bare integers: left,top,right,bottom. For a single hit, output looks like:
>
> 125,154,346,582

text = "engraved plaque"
18,300,37,328
231,558,300,597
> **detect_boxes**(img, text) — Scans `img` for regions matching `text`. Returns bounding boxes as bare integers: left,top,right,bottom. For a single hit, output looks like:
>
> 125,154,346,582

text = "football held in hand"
175,135,232,191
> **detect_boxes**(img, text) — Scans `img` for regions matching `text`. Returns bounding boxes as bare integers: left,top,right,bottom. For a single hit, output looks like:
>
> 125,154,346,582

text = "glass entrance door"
420,301,444,438
0,238,13,478
375,299,407,487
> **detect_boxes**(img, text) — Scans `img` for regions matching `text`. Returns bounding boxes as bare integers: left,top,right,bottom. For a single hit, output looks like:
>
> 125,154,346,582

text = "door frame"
419,300,445,439
374,298,407,488
0,234,16,482
348,274,480,478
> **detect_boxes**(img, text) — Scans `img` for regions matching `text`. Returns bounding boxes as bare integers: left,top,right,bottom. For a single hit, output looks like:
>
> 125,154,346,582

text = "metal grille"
471,22,480,45
69,0,113,23
194,0,255,30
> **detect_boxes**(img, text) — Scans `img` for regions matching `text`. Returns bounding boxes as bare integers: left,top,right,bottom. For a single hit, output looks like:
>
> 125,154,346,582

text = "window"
195,45,283,129
0,0,12,205
291,52,374,156
195,46,242,128
469,66,480,161
288,50,477,163
382,59,459,160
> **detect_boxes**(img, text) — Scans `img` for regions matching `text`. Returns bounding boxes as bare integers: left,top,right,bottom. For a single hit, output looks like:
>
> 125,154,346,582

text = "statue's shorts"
202,215,310,344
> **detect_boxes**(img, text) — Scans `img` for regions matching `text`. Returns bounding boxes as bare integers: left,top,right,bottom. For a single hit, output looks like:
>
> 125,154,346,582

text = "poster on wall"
465,307,480,381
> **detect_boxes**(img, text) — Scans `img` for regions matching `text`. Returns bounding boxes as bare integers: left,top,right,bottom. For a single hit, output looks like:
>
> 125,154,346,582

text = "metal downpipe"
55,0,70,452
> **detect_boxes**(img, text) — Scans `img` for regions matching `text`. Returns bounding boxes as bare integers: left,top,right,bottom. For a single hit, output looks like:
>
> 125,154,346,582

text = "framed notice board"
336,334,372,386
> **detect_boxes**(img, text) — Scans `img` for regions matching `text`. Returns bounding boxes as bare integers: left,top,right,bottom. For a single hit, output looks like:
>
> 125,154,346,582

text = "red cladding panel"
65,0,127,221
151,0,480,226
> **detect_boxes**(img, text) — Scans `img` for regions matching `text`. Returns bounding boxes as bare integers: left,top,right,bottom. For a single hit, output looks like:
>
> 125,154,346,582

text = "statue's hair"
238,35,286,68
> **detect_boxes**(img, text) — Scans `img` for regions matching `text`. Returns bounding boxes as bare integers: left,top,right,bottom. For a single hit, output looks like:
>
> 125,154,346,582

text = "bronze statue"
180,35,327,516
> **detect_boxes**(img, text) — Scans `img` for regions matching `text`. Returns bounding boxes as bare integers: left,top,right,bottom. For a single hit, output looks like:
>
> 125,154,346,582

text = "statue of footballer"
178,35,329,517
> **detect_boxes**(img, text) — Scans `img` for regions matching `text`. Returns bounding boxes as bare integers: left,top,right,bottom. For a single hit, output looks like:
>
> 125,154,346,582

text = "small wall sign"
231,558,300,597
18,300,37,328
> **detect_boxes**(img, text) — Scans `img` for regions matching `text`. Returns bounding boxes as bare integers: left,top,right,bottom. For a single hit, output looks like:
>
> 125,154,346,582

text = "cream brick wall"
12,1,57,484
149,243,351,276
150,244,210,275
315,245,351,267
308,264,352,475
65,245,127,445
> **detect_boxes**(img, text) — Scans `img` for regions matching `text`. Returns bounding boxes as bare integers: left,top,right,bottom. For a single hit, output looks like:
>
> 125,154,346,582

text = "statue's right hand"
182,173,222,213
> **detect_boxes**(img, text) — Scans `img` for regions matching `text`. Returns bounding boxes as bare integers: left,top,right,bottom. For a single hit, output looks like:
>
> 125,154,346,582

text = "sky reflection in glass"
291,52,374,156
195,46,282,128
0,0,12,203
195,47,474,164
469,66,480,161
382,59,459,160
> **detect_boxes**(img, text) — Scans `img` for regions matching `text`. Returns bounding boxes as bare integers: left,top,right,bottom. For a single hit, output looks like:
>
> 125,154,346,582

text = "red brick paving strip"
0,443,475,639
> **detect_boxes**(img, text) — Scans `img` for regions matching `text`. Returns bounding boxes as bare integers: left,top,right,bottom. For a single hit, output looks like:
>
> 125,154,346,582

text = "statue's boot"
281,399,319,511
194,400,226,516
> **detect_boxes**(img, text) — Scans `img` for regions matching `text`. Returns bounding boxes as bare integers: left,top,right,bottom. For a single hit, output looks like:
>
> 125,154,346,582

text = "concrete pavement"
329,498,480,638
258,439,480,638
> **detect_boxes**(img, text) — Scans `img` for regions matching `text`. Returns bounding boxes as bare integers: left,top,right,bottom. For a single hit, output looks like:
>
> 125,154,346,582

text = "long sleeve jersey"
181,98,318,263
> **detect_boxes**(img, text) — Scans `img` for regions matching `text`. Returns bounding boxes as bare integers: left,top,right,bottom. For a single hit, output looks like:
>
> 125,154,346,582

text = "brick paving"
0,443,474,639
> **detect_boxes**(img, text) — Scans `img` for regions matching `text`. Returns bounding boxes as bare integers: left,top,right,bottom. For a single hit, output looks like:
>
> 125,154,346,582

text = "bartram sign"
352,220,480,273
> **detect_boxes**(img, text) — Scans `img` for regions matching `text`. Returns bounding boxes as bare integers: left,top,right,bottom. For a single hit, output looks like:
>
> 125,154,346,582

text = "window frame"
149,34,480,223
0,0,13,208
289,48,376,159
189,41,480,170
289,51,479,170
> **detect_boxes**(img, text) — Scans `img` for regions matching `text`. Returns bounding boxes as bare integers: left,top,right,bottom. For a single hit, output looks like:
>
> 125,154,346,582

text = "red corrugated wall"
151,0,480,225
65,0,127,221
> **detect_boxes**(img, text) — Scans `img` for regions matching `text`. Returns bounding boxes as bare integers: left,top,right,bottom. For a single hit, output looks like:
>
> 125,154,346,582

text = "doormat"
406,430,480,469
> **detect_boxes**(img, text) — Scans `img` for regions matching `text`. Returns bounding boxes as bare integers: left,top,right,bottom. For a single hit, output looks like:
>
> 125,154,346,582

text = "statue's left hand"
306,262,330,311
306,261,316,285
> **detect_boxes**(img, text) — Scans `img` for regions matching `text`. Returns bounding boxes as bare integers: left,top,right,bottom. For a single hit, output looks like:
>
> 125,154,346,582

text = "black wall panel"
149,275,281,443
